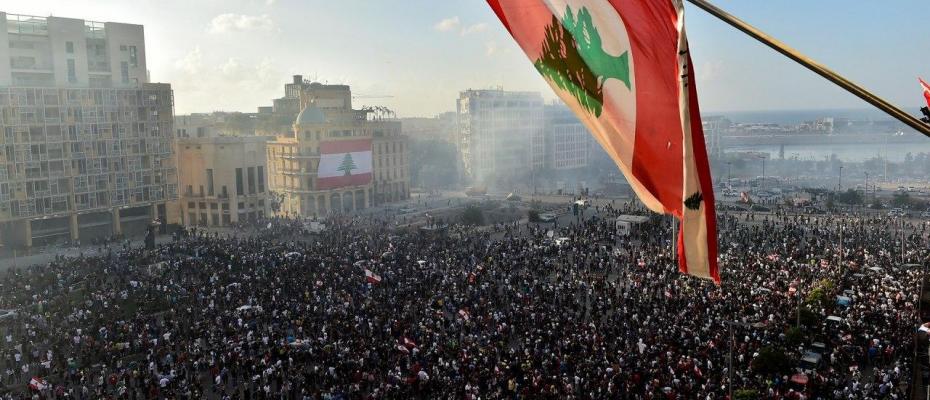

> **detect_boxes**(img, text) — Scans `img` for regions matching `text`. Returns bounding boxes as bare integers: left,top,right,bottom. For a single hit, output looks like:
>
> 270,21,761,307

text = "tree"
337,153,357,176
751,346,792,376
735,389,760,400
527,209,541,223
798,306,819,328
805,278,836,310
461,204,485,226
890,192,929,210
836,189,862,205
825,195,835,212
785,326,805,347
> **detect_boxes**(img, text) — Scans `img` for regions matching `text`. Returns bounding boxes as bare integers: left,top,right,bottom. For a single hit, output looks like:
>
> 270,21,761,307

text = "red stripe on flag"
486,0,513,34
920,77,930,108
317,172,372,190
685,54,720,283
611,0,685,215
320,139,371,154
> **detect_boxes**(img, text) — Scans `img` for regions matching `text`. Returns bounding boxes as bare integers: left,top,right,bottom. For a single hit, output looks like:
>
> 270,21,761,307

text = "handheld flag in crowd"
364,269,382,284
487,0,719,282
29,377,47,391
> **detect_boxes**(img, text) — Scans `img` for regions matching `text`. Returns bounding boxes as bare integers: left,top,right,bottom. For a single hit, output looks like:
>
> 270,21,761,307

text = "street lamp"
838,165,843,192
728,320,758,399
864,172,869,203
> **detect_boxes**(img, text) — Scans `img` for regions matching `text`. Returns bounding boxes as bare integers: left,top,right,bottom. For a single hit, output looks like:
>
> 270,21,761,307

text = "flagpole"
685,0,930,139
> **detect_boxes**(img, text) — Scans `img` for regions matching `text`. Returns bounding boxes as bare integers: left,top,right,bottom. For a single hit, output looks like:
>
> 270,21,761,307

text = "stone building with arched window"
265,83,409,217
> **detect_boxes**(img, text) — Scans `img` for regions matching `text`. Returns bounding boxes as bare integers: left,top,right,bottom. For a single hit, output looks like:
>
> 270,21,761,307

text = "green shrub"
461,204,485,226
735,389,759,400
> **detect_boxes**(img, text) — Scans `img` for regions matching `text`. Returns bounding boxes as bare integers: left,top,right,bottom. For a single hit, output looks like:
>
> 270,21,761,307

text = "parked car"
888,208,906,217
921,210,930,218
538,213,557,222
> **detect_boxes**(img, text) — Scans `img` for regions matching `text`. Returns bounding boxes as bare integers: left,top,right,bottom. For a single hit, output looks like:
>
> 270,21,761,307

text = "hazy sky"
8,0,929,117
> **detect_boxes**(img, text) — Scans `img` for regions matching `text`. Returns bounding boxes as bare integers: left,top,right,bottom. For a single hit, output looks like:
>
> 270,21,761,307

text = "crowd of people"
0,200,926,399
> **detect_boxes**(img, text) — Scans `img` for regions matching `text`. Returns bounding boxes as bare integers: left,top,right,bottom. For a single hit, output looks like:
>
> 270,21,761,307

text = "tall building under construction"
0,12,178,248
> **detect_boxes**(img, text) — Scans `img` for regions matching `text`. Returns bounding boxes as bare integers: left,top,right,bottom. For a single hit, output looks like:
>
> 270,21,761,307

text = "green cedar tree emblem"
684,191,703,210
534,5,631,117
337,153,357,176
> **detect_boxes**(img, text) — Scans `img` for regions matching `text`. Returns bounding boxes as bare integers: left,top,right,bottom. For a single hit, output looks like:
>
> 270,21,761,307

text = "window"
257,166,265,193
128,46,138,67
67,59,77,83
65,41,74,53
206,169,214,196
235,168,244,195
120,62,129,84
247,167,256,194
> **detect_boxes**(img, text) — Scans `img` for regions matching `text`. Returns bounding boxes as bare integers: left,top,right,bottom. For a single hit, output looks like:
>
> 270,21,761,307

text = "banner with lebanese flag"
318,139,373,190
920,77,930,108
487,0,719,282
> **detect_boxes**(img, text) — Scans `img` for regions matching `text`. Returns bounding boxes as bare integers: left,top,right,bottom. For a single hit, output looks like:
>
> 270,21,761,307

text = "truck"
465,186,487,197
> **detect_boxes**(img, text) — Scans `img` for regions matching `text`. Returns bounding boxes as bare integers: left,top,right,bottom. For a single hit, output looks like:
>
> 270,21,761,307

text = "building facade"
701,116,731,157
1,13,148,88
543,103,598,170
177,136,269,227
175,113,217,138
456,89,544,184
0,13,177,248
267,83,408,217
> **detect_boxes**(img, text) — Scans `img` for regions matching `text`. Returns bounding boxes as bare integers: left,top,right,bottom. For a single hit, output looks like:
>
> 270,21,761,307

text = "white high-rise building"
456,89,544,184
0,13,148,88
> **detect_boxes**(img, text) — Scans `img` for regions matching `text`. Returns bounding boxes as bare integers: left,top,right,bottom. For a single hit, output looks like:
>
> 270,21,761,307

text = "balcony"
7,14,48,36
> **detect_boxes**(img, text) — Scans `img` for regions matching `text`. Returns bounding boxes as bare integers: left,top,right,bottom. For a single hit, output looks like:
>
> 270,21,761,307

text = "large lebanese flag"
920,77,930,108
318,139,373,190
488,0,719,282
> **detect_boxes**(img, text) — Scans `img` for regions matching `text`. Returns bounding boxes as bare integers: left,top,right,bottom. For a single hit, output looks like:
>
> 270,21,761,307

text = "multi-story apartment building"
1,13,147,88
175,112,257,138
0,12,177,248
456,89,544,184
544,103,598,170
267,82,408,217
372,132,408,204
175,114,217,139
701,116,731,157
177,136,270,227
